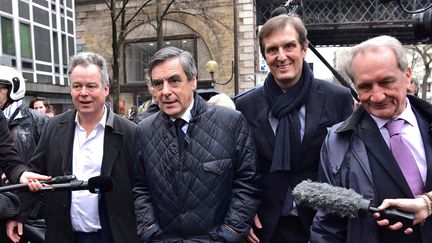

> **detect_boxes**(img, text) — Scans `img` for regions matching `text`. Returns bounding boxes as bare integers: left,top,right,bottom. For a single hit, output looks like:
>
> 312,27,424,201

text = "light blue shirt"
268,105,306,140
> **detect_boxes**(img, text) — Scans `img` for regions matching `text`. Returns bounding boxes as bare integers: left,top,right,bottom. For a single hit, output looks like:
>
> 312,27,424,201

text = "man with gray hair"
310,35,432,243
133,46,261,242
7,52,139,243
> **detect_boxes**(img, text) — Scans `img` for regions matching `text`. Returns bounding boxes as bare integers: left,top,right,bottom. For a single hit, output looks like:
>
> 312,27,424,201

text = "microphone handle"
40,180,88,192
0,175,78,193
0,183,28,193
369,206,415,229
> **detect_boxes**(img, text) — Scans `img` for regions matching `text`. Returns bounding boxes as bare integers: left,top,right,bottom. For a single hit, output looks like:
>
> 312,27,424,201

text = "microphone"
270,0,301,18
0,175,77,193
40,176,114,194
292,180,415,228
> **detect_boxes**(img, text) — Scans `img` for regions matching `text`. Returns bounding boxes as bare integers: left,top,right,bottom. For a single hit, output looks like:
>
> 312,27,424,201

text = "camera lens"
413,10,432,42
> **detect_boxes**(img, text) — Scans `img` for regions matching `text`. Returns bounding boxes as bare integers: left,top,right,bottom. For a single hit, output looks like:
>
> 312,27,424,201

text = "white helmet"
0,65,26,101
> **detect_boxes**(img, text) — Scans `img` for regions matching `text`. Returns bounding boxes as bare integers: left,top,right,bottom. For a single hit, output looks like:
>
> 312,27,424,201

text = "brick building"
75,0,257,115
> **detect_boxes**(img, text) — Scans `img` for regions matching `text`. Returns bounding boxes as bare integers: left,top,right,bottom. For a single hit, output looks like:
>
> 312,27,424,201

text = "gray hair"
347,35,408,82
67,52,109,86
148,47,197,81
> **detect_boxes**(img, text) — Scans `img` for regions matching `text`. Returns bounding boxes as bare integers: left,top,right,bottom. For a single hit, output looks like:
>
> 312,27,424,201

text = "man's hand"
373,197,429,234
6,220,22,243
247,214,262,243
19,171,51,191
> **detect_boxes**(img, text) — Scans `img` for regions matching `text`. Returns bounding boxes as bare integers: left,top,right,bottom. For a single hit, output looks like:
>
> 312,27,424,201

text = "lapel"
100,111,121,177
59,111,77,175
357,113,413,197
414,107,432,193
101,127,121,176
257,89,275,150
302,81,324,148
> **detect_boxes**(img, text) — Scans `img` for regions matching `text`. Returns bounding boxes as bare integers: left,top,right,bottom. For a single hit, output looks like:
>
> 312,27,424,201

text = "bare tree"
104,0,152,113
408,44,432,101
103,0,232,113
148,0,232,50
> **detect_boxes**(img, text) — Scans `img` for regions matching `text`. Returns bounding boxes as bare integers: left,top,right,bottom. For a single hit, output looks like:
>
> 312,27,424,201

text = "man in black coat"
0,111,25,217
6,52,139,243
0,111,48,242
134,47,261,242
235,14,354,243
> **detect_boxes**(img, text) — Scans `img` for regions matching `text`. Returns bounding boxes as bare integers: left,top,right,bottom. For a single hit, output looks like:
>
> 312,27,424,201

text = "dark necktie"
174,118,187,151
385,119,423,196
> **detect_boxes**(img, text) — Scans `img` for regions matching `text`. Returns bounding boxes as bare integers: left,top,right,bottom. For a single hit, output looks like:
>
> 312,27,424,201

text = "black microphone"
40,176,113,194
270,0,301,18
292,180,415,229
0,175,77,193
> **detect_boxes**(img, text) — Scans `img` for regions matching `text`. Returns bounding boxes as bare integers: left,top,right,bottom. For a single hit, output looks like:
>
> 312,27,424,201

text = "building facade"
75,0,257,115
0,0,75,113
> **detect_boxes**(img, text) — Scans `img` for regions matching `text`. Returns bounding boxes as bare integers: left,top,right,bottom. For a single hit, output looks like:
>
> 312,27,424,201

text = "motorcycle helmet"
0,65,25,101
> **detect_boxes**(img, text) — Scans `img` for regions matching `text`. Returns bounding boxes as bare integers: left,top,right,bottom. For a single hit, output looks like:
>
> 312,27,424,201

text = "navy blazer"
236,78,354,242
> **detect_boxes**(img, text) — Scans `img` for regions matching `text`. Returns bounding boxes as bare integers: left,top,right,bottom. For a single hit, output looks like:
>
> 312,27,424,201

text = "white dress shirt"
70,107,107,232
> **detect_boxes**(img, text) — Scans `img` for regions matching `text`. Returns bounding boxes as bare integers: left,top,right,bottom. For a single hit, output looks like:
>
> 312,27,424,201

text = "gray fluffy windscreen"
292,180,365,218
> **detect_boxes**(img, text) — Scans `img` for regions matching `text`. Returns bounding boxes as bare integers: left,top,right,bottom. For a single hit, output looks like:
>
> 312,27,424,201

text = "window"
1,17,15,55
20,23,32,58
53,32,59,64
125,38,195,83
34,26,51,62
61,34,67,64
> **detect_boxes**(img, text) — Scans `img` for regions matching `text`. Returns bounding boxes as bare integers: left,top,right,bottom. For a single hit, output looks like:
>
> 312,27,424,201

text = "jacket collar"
161,92,210,123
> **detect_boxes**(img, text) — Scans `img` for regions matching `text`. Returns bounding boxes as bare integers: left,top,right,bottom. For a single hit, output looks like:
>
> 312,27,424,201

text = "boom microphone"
40,176,114,194
270,0,301,18
292,180,415,228
0,175,77,193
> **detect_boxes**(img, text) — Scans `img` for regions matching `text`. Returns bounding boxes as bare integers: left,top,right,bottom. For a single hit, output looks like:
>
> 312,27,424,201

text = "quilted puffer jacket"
134,94,261,242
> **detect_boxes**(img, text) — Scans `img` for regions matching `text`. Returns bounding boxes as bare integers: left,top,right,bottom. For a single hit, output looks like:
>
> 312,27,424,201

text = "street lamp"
205,60,234,85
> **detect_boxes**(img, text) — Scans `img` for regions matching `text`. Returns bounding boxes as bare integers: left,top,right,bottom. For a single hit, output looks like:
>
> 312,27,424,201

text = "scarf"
2,100,23,122
264,61,313,172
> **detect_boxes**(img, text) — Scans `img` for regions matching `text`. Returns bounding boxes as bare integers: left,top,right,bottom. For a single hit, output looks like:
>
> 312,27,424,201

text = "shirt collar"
171,98,194,123
371,97,416,129
75,106,107,130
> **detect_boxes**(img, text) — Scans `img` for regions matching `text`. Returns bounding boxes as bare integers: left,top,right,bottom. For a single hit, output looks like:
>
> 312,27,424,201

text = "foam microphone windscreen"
88,176,114,193
292,179,369,218
292,180,415,228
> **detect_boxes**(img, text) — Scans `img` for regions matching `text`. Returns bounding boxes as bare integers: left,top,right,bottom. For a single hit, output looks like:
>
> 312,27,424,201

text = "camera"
413,9,432,42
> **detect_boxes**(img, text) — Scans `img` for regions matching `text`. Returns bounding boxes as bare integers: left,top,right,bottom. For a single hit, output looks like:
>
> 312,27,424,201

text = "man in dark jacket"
0,65,47,168
0,65,48,243
134,47,261,242
310,36,432,243
6,52,140,243
0,111,22,241
235,14,353,243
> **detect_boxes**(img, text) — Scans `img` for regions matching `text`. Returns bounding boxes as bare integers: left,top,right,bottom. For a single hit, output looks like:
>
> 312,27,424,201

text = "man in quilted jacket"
134,46,262,242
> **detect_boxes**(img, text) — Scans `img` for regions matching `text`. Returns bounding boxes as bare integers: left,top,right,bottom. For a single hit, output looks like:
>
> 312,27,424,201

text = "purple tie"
385,119,423,196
